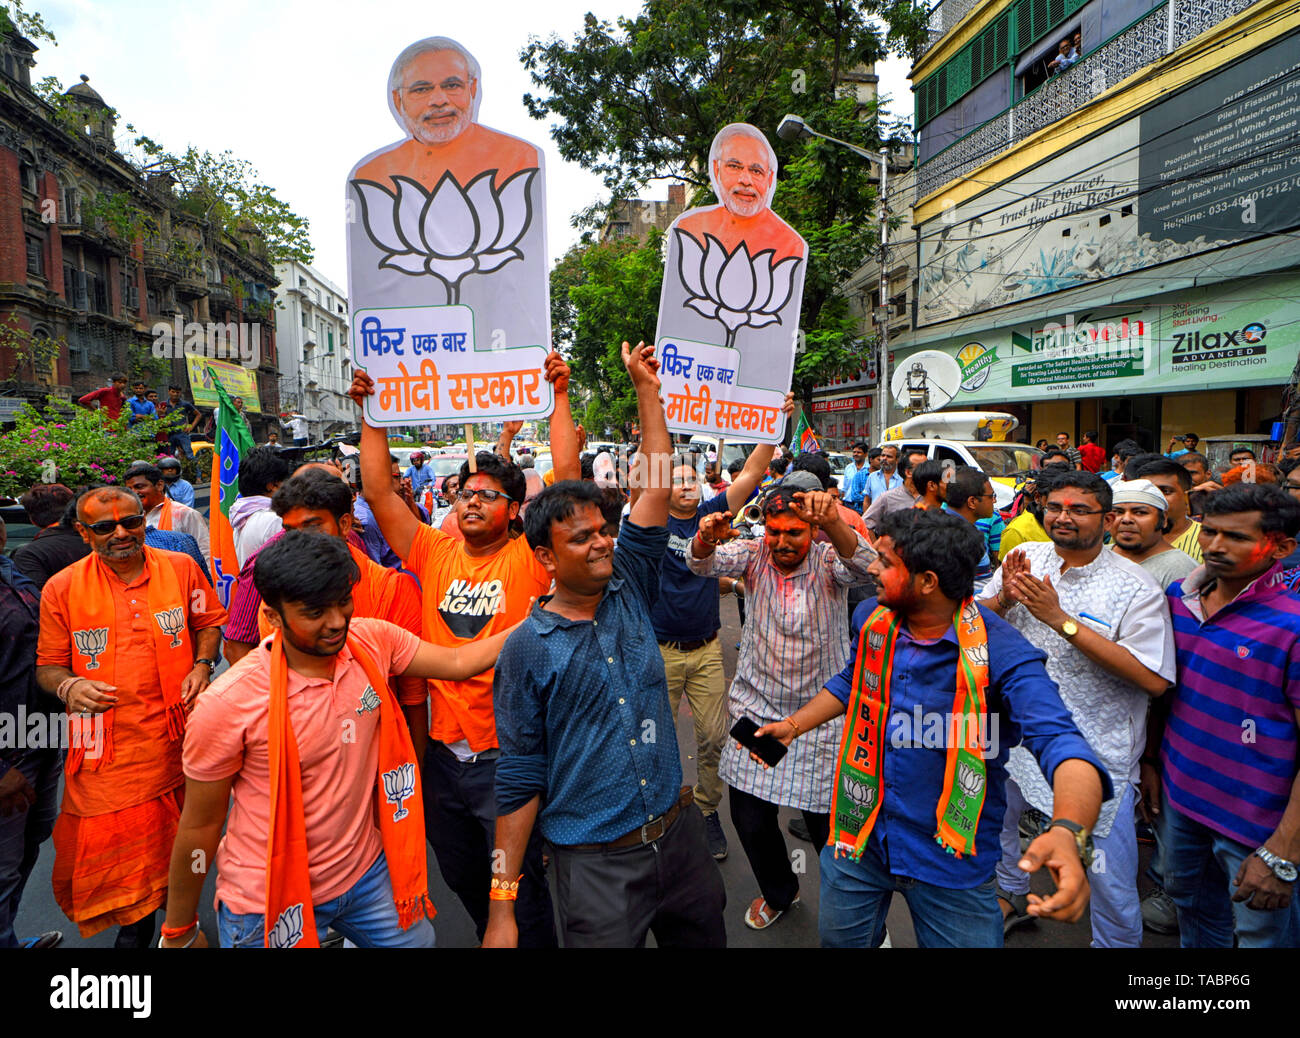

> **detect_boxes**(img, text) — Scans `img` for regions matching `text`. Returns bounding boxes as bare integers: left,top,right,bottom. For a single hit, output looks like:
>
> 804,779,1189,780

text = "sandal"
744,894,799,930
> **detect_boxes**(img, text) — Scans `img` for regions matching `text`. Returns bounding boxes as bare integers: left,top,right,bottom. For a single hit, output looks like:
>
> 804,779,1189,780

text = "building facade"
900,0,1299,449
0,29,280,439
273,260,355,442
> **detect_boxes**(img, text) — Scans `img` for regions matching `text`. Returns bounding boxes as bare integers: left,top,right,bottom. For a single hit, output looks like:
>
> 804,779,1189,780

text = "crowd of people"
2,359,1297,949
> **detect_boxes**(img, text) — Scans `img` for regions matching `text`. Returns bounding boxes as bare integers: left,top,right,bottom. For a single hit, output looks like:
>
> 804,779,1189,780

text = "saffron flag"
791,410,820,455
207,368,254,609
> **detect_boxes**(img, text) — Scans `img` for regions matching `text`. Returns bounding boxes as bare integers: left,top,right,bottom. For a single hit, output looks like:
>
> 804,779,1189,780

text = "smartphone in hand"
731,717,788,768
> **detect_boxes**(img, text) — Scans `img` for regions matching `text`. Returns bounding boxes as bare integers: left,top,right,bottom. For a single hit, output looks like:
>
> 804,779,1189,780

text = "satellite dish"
892,350,963,413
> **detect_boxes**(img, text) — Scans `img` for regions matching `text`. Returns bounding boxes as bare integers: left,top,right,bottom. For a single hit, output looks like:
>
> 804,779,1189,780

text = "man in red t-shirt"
1078,430,1106,474
77,373,128,420
348,351,579,948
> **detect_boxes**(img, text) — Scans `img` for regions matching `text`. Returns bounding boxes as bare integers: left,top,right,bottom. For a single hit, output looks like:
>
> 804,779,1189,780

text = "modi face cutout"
349,37,547,310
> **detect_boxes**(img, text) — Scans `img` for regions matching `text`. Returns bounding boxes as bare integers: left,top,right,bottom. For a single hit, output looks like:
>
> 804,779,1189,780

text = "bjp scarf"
829,598,991,860
156,497,174,531
65,547,193,773
256,543,395,640
263,631,433,948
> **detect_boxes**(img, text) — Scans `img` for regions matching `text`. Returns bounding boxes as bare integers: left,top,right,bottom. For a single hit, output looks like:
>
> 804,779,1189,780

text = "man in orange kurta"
355,43,538,192
36,486,225,946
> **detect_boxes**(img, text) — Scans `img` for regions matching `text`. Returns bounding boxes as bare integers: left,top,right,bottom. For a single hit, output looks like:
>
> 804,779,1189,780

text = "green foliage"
0,397,171,497
0,313,62,383
83,189,156,240
0,1,56,45
552,230,665,433
145,145,312,266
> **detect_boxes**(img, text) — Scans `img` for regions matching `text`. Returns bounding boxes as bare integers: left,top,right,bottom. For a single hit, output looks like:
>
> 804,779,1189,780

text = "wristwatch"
1048,818,1094,867
1254,845,1298,883
1059,617,1079,638
194,657,219,671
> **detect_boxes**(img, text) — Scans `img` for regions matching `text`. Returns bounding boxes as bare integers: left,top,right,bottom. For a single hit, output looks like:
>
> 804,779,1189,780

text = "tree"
0,1,56,45
523,0,915,414
551,230,665,435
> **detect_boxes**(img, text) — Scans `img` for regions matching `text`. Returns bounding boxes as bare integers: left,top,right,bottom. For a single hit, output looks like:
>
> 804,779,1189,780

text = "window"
25,235,44,277
61,185,79,224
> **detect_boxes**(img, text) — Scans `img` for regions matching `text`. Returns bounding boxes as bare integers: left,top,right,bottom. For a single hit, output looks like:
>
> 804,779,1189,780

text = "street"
14,593,1177,950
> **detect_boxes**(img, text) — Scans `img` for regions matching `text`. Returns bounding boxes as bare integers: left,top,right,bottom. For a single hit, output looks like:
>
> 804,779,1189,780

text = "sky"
35,0,912,290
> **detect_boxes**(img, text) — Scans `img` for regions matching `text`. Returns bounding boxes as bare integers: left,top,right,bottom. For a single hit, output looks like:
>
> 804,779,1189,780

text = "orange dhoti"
51,788,183,937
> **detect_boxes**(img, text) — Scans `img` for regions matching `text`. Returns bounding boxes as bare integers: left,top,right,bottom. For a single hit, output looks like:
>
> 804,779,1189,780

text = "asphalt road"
13,574,1178,950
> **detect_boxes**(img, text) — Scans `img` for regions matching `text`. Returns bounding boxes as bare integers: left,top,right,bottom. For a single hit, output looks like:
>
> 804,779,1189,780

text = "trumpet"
740,501,765,526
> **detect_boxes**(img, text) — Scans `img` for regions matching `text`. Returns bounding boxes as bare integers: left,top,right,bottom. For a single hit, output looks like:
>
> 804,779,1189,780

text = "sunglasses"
457,488,512,503
82,513,146,535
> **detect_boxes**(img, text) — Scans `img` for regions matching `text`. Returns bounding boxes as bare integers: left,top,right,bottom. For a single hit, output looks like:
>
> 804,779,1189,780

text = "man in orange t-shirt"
348,351,579,947
36,486,226,946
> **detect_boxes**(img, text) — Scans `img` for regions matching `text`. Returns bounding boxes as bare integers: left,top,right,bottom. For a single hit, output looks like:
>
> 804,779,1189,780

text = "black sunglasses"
82,513,146,536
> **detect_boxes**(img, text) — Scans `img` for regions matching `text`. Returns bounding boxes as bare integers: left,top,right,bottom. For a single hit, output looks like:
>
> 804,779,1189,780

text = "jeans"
661,639,726,816
421,741,557,947
1160,793,1300,948
217,852,435,948
728,785,828,911
552,802,726,948
168,432,193,459
0,751,61,948
819,842,1002,947
996,778,1142,948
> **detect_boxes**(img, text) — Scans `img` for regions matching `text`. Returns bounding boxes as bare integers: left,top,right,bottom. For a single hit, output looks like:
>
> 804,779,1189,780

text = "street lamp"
777,114,892,444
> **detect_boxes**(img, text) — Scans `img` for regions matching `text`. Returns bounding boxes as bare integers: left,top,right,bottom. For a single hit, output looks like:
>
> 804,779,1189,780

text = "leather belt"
566,787,694,852
658,633,718,653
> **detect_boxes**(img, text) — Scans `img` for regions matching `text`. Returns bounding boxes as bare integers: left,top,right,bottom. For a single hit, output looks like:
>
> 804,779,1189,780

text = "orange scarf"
256,543,394,640
156,497,174,531
263,631,433,947
65,547,193,773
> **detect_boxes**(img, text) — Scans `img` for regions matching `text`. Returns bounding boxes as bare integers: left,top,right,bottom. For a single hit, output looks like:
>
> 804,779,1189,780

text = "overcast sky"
36,0,911,290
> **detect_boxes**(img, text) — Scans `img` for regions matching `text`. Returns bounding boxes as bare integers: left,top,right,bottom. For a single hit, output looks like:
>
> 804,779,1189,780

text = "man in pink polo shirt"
159,531,516,948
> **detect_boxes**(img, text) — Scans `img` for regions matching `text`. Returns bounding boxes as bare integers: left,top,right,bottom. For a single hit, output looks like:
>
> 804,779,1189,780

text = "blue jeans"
168,432,193,459
996,778,1142,948
217,852,436,948
0,751,61,948
819,842,1003,948
1160,794,1300,948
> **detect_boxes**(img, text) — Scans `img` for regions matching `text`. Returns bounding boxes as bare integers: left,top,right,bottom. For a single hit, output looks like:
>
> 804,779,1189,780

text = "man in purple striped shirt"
1157,483,1300,947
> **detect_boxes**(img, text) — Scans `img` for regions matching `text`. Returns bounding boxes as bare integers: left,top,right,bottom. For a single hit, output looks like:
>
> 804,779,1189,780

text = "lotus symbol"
676,230,801,349
963,642,989,669
267,903,304,949
867,629,885,655
154,606,185,649
956,761,985,798
352,169,537,304
382,762,417,822
842,777,877,810
73,627,109,670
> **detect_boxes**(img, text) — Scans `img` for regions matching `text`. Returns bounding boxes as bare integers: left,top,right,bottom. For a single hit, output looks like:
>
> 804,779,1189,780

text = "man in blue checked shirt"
485,341,725,949
865,443,904,506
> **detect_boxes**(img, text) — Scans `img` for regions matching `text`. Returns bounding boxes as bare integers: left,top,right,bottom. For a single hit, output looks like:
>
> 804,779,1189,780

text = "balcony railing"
916,0,1260,201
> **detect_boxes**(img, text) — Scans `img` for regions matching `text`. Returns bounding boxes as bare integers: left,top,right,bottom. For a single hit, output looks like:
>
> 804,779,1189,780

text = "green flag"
206,368,255,607
791,410,820,455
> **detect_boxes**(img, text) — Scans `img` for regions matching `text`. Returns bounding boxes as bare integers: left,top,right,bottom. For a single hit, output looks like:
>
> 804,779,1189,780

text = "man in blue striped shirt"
1156,483,1300,947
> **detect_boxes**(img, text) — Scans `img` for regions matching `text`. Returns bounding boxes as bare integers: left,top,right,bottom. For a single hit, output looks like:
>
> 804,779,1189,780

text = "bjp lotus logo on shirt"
72,627,109,670
153,606,186,649
841,776,877,811
956,760,986,799
356,684,382,716
383,763,417,822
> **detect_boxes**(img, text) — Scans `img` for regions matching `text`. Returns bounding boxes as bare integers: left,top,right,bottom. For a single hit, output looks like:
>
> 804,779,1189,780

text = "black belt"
565,787,694,852
658,633,718,653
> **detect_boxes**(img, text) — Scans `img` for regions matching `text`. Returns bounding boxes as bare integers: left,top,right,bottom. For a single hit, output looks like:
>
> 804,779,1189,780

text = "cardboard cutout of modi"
346,37,552,427
656,124,807,445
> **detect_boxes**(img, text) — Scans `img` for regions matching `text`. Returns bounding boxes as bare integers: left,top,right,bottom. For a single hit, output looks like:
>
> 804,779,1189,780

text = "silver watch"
1254,845,1298,883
